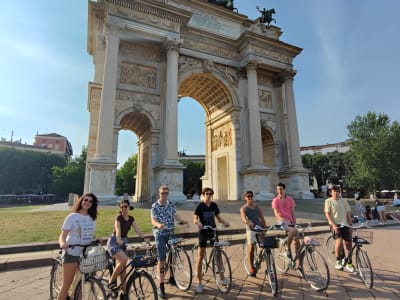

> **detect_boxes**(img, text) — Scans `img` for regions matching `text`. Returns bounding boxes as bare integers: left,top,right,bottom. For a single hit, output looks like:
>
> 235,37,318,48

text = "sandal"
107,281,117,290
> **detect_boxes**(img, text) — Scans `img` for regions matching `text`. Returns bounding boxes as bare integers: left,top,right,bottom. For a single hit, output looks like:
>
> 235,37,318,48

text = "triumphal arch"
84,0,313,202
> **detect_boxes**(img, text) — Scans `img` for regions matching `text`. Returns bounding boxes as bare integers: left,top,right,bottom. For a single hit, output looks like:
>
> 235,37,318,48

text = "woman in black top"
107,199,145,296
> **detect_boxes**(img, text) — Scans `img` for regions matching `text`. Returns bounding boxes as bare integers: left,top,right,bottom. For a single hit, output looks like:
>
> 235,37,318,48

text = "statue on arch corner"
256,6,276,26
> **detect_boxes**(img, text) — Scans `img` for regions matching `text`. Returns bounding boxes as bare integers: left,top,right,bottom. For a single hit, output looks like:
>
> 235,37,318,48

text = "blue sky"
1,1,399,166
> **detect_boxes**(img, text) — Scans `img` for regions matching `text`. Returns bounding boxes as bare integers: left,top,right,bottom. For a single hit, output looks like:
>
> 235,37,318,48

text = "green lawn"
0,206,153,245
0,198,372,246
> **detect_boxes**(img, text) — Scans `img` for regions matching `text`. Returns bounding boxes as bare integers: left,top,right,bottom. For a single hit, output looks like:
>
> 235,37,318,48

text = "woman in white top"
57,193,99,300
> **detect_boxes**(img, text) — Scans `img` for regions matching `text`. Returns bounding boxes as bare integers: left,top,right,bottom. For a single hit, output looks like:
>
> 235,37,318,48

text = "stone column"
246,62,263,167
94,27,120,161
163,39,180,164
283,72,302,168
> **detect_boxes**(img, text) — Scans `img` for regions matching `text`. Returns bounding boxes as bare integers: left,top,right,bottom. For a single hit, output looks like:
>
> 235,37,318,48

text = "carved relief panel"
258,90,273,110
120,62,157,89
211,123,233,151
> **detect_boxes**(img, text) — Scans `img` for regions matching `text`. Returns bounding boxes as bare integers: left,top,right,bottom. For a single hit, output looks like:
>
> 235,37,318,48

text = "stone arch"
178,72,239,200
114,109,157,202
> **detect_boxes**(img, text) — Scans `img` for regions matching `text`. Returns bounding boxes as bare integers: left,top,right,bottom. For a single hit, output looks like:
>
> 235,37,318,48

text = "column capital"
246,61,258,72
166,38,183,52
279,69,297,81
237,67,247,80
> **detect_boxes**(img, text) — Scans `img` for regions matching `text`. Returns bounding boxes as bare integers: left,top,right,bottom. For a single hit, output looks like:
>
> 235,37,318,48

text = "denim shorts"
154,231,169,261
107,235,128,256
62,251,80,264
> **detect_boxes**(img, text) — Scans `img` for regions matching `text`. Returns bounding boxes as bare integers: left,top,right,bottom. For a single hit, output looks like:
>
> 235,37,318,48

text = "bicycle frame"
107,244,157,299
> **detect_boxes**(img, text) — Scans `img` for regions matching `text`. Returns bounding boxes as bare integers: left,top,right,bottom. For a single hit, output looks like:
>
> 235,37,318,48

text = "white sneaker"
344,263,355,273
334,260,343,270
196,283,203,294
378,222,384,225
221,278,231,286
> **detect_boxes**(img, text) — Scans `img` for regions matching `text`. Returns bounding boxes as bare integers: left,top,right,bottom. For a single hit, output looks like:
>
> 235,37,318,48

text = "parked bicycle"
105,242,159,299
243,225,283,296
50,240,110,300
273,224,330,292
150,225,193,291
191,225,232,293
325,224,374,288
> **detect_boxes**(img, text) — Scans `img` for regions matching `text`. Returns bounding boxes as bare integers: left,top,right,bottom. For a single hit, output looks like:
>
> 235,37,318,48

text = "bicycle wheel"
273,239,289,274
325,235,345,266
356,248,373,289
49,257,63,300
325,235,337,265
191,245,207,277
212,249,232,293
265,250,278,296
74,276,107,300
171,247,192,291
242,241,257,275
127,270,158,300
300,248,330,292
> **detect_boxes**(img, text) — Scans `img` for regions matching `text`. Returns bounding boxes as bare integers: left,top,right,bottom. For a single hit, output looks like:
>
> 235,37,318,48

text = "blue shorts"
107,235,128,256
154,231,169,261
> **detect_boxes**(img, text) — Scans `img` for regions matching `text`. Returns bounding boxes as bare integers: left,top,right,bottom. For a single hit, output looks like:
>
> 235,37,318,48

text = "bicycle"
191,225,232,293
105,242,159,299
273,224,330,292
150,225,193,291
50,241,109,300
242,225,283,296
325,224,374,288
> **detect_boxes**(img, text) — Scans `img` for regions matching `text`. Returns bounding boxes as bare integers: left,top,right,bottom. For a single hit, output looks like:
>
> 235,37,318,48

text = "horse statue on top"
256,6,276,26
207,0,235,11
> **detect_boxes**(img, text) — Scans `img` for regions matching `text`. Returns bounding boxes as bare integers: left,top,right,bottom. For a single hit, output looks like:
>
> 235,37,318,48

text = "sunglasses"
246,195,253,198
120,205,129,208
160,192,169,195
83,198,93,203
205,192,213,196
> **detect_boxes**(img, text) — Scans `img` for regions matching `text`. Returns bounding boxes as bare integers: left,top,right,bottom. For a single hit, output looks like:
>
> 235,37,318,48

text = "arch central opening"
178,73,235,200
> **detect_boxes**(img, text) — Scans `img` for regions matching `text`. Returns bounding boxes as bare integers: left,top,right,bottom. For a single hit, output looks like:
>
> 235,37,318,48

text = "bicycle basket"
255,232,266,247
260,236,278,249
131,255,158,268
79,250,109,274
354,230,373,244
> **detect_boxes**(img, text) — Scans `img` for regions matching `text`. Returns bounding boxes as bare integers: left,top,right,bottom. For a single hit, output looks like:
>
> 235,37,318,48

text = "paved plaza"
0,227,399,299
0,201,399,299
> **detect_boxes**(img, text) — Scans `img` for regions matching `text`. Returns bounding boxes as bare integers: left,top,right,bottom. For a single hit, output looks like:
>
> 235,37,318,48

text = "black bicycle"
104,242,159,300
150,225,193,291
191,225,232,293
325,224,374,288
242,225,283,296
274,224,330,292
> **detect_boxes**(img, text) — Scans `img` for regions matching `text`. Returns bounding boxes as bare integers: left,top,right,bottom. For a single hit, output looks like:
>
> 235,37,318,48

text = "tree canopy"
346,112,400,192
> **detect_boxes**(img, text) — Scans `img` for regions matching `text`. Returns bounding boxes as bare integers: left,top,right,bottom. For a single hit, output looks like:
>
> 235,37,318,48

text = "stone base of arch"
86,160,118,203
278,167,315,199
241,166,275,201
153,164,187,203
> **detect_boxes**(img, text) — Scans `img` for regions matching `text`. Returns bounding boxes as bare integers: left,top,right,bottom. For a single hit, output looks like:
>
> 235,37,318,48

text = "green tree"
50,147,87,197
0,148,66,194
116,154,138,195
181,160,205,196
347,111,400,192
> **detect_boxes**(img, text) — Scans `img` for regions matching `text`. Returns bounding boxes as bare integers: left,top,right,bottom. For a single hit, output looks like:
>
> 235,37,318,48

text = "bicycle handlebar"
252,224,286,232
337,224,372,229
202,224,229,231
